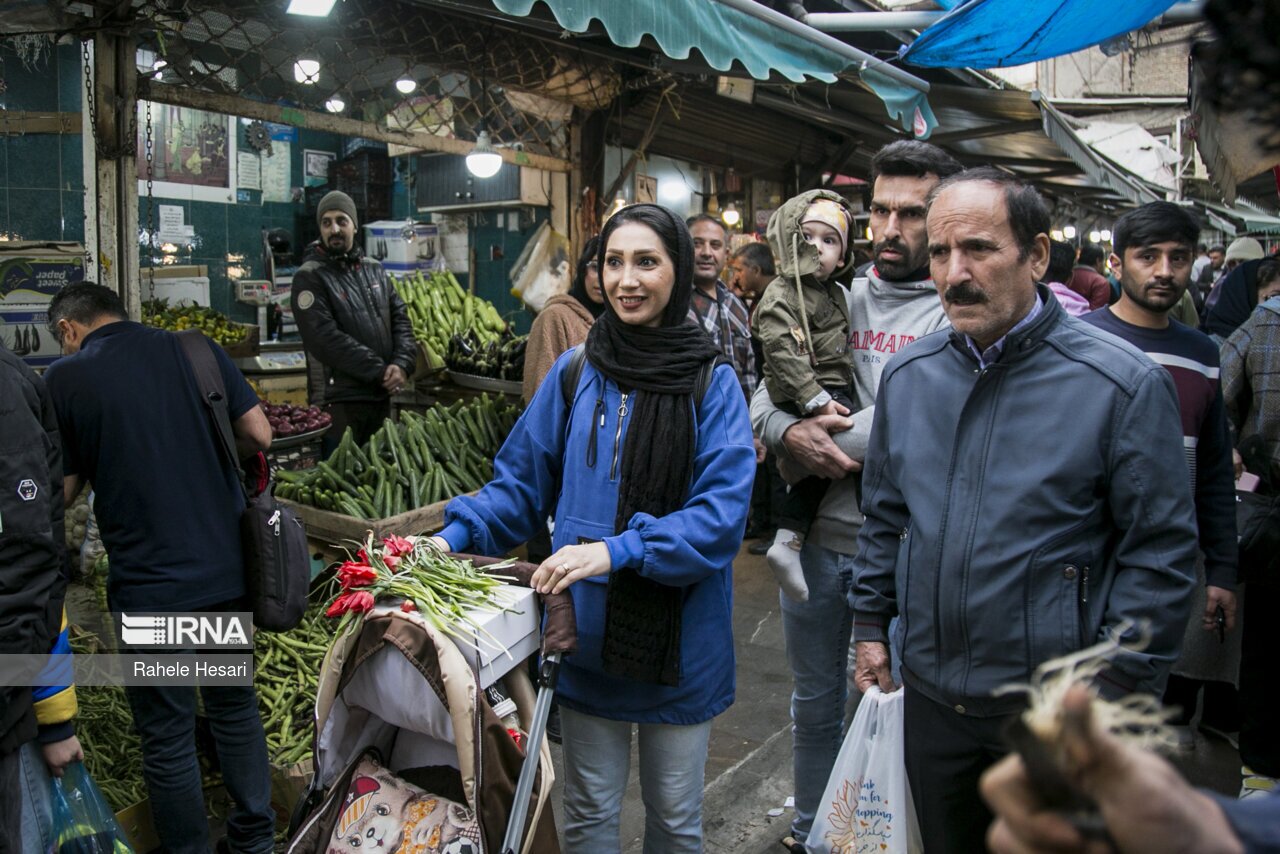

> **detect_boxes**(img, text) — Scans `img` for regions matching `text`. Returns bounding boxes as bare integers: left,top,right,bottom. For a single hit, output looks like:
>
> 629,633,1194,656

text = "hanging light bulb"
152,58,167,81
721,202,740,228
325,96,345,113
1089,230,1102,244
607,193,627,217
465,130,503,179
1099,228,1112,243
395,77,417,95
1062,225,1077,240
865,226,874,241
293,59,321,85
1051,229,1065,242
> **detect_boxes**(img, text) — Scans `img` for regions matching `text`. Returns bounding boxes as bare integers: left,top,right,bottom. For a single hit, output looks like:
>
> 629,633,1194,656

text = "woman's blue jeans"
558,706,714,854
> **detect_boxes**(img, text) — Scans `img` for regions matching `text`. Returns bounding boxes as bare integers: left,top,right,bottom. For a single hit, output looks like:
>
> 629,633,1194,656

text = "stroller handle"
450,552,578,657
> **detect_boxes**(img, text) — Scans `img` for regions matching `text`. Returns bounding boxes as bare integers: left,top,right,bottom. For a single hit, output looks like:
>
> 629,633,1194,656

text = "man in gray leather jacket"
850,168,1198,854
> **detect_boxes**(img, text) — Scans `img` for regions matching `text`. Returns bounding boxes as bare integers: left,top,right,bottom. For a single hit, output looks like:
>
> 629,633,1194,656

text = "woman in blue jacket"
433,204,755,852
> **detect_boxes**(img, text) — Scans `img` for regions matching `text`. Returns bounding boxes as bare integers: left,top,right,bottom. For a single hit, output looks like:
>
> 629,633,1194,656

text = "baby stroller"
285,555,576,854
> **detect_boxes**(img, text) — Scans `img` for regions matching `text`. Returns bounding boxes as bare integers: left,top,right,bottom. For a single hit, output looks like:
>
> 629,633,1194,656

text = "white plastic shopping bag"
806,687,922,854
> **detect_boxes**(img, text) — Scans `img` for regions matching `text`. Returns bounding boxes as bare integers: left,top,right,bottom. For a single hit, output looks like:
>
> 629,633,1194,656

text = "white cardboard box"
454,585,539,688
364,220,418,268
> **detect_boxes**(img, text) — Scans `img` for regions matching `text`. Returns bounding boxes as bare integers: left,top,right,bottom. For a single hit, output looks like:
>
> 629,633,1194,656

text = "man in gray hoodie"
750,140,962,848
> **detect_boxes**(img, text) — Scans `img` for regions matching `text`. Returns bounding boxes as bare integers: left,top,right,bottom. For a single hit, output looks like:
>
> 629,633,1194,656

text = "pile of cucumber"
275,394,522,519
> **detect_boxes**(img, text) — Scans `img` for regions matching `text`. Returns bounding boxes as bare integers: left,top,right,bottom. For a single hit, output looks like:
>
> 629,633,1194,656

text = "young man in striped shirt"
1081,201,1239,755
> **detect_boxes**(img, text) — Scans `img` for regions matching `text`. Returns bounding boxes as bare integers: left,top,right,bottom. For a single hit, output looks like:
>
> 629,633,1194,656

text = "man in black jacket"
0,340,66,847
291,190,417,453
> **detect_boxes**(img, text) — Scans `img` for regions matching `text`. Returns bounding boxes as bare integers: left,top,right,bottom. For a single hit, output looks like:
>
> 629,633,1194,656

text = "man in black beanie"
291,190,417,454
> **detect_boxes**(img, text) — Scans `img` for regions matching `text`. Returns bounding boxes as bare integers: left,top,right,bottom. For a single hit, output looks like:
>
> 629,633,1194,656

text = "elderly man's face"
927,181,1049,350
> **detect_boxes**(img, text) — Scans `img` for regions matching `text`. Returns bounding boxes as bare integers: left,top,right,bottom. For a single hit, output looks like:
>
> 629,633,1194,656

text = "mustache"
874,237,908,257
944,283,987,305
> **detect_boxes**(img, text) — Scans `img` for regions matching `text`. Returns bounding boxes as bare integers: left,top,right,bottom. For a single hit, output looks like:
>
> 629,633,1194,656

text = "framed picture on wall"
303,150,336,187
135,102,237,203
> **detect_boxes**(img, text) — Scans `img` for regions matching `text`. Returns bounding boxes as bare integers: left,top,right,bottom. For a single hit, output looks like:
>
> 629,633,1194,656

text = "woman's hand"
532,542,612,594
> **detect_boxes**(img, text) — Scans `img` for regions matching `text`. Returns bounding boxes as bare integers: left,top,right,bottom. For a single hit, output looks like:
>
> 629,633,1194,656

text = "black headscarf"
584,204,720,686
1203,257,1270,338
567,236,604,319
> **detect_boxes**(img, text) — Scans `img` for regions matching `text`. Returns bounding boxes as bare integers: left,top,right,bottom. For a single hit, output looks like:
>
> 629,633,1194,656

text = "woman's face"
584,260,604,304
602,222,675,327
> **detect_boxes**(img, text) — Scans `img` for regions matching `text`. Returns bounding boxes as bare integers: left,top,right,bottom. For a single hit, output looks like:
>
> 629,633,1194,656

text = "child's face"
802,221,844,281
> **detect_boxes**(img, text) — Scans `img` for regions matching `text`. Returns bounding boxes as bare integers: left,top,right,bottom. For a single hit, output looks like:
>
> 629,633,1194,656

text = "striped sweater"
1083,308,1238,588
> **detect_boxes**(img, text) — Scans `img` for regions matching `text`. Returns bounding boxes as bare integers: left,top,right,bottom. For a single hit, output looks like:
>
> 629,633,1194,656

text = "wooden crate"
219,322,261,359
281,496,457,556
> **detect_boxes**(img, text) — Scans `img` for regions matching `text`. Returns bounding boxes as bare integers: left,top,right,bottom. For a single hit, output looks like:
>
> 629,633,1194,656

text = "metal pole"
706,0,930,93
499,652,561,854
805,1,1205,32
805,11,949,31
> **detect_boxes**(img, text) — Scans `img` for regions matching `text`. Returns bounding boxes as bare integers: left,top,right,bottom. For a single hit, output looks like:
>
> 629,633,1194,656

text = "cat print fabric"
329,754,481,854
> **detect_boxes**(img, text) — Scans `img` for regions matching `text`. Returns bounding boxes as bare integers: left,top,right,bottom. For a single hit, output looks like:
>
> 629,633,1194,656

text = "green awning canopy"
489,0,937,136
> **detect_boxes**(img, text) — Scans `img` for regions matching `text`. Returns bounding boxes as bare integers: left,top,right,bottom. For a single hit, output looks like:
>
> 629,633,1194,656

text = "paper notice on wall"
157,205,186,243
261,141,291,203
436,214,470,273
237,152,262,190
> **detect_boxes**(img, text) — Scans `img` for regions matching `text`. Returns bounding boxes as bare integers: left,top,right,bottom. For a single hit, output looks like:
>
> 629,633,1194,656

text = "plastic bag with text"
806,687,921,854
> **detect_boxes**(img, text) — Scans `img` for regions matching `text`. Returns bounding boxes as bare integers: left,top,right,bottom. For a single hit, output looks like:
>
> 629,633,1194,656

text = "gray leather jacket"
851,289,1198,715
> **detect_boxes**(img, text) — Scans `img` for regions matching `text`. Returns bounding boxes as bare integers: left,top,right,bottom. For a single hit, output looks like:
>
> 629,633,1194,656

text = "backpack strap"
560,344,588,409
177,330,249,500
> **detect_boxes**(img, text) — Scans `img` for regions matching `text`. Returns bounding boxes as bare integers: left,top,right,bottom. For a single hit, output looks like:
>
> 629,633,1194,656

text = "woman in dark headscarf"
521,237,603,404
1203,255,1276,341
433,204,755,852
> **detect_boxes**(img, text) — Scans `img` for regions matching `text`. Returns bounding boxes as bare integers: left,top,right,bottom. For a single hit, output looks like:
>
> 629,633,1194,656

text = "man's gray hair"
926,167,1049,262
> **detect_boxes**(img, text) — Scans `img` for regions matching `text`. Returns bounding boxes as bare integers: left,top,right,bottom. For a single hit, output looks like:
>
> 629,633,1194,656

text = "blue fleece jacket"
439,349,756,724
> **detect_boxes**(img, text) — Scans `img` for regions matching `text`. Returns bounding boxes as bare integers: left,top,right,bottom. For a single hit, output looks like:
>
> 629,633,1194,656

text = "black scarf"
568,236,604,319
1203,257,1267,338
585,205,719,686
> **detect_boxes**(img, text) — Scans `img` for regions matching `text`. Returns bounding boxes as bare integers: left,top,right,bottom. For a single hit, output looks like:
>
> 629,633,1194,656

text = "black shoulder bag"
178,331,310,631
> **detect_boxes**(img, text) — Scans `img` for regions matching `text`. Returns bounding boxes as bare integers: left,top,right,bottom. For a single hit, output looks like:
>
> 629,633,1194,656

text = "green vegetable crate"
279,494,461,559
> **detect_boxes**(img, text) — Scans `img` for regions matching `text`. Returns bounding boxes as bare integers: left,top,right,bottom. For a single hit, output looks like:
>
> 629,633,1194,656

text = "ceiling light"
286,0,338,16
1062,225,1077,240
1099,228,1112,242
607,194,627,217
293,59,321,85
465,130,503,179
395,77,417,95
1050,229,1065,242
325,96,345,113
1089,230,1102,244
721,202,740,228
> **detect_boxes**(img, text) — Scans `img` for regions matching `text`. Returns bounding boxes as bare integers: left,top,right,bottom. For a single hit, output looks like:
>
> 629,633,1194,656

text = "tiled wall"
0,42,87,244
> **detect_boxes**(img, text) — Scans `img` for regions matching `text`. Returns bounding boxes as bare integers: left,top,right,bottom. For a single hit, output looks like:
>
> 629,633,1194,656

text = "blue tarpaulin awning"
902,0,1180,69
489,0,938,136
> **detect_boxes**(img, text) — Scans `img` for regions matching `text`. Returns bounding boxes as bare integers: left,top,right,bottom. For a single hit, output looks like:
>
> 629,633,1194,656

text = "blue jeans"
124,675,274,853
780,542,855,842
558,706,714,854
19,741,53,853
